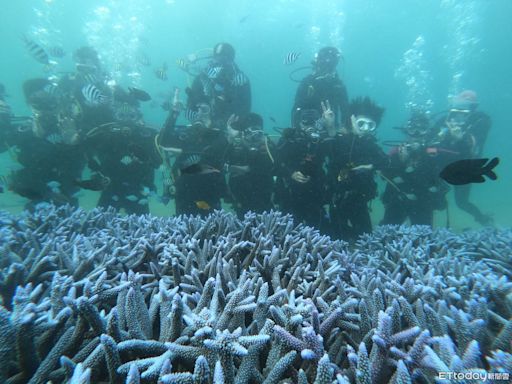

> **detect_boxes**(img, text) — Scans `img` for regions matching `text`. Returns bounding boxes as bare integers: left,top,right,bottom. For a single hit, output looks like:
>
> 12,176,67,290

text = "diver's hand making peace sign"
321,99,336,136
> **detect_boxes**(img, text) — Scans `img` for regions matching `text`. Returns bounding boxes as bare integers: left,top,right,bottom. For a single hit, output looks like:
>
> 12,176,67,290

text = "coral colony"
0,204,511,384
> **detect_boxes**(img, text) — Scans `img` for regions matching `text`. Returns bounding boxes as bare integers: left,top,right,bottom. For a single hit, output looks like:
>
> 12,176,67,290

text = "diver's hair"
347,96,385,126
235,112,263,131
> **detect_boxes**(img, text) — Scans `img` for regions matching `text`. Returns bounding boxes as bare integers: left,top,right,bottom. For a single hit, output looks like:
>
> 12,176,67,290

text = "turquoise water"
0,0,510,229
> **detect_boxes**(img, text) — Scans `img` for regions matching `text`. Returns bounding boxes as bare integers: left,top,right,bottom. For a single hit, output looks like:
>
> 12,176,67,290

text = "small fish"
82,84,108,105
207,66,222,79
195,200,211,210
405,193,417,201
43,83,59,96
440,157,500,185
45,133,64,145
112,62,124,72
155,64,168,80
126,195,138,202
185,108,198,122
176,58,189,72
180,154,201,168
74,174,110,191
137,198,148,205
284,52,301,65
47,45,65,58
180,163,220,176
269,116,277,124
23,36,49,64
231,72,248,87
80,72,98,85
120,156,133,165
239,14,250,23
112,195,119,202
128,86,151,101
46,180,61,189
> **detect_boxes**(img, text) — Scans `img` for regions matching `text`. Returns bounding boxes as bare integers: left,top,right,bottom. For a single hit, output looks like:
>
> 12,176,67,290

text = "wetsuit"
381,141,449,226
159,121,228,216
187,61,251,128
327,133,389,241
275,128,330,229
292,72,348,128
84,123,161,214
224,138,276,217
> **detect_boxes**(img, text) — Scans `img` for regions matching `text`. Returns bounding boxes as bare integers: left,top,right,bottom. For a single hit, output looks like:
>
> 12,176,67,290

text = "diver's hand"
321,100,334,124
321,100,335,136
291,171,310,183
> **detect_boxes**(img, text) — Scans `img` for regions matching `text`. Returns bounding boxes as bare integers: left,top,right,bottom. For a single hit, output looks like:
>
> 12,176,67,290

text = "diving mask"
447,109,470,126
352,116,377,134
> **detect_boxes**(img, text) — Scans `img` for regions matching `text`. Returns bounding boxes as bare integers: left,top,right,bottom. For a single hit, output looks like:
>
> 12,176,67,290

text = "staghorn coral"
0,205,510,383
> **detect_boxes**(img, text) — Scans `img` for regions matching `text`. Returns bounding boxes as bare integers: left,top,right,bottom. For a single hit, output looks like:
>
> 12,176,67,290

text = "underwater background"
1,0,511,228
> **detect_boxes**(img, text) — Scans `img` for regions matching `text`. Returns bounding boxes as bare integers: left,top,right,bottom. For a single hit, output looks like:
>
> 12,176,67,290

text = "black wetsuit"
275,128,330,229
381,141,449,226
160,122,228,216
224,139,276,217
327,133,389,241
292,72,348,128
84,123,161,215
2,126,85,210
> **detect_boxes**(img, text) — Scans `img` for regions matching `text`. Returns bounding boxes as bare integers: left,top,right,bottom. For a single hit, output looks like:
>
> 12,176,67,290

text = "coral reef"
0,204,511,383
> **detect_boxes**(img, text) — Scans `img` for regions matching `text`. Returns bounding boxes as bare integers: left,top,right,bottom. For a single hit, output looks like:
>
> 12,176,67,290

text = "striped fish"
48,46,65,58
155,63,168,80
284,51,301,65
23,36,49,64
77,72,98,85
206,66,222,79
81,84,108,105
231,72,248,87
185,108,198,122
176,58,189,72
43,83,59,96
181,154,201,169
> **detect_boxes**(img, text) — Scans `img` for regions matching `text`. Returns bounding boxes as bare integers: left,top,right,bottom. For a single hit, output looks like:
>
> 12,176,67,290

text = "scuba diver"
327,96,389,241
380,110,449,226
158,90,228,216
186,42,251,128
433,90,493,226
83,120,161,215
224,112,276,217
274,104,334,229
292,46,349,130
1,78,87,209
